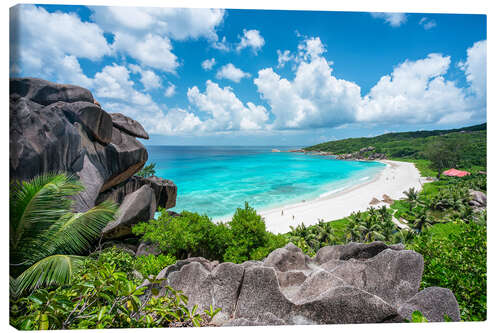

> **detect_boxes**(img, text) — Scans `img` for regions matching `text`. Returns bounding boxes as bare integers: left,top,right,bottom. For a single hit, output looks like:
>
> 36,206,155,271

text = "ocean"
146,146,385,220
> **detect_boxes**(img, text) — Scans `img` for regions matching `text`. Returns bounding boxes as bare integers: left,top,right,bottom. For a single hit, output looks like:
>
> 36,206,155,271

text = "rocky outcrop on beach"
336,146,386,161
10,77,177,240
139,242,460,326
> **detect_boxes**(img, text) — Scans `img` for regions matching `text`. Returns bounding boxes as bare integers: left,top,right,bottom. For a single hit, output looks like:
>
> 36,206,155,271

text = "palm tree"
379,211,395,242
10,173,118,296
392,229,416,244
403,187,418,202
412,208,433,233
346,211,363,242
359,209,383,242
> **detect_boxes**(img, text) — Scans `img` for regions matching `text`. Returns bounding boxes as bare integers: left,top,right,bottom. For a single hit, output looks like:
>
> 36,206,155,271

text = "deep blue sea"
146,146,385,220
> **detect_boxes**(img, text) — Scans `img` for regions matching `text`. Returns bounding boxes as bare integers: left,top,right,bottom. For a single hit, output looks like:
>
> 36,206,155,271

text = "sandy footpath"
259,160,426,234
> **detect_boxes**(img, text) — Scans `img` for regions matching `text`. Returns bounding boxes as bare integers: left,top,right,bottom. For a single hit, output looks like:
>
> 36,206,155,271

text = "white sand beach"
259,160,427,234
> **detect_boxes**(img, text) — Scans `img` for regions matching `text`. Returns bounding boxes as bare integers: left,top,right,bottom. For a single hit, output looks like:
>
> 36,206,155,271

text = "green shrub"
224,202,271,263
10,250,209,329
133,204,286,264
132,209,230,260
408,219,486,321
133,254,177,277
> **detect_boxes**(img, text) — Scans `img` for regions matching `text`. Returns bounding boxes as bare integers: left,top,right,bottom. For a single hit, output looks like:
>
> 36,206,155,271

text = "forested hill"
305,123,486,168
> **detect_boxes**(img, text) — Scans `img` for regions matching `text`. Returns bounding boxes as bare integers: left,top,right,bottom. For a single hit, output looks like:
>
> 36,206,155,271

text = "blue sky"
10,4,486,146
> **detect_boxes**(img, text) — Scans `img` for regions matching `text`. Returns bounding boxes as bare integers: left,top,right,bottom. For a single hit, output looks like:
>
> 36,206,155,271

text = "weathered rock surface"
141,242,458,326
10,77,94,106
398,287,460,322
10,77,177,239
102,185,156,239
110,113,149,139
469,189,486,207
96,176,177,210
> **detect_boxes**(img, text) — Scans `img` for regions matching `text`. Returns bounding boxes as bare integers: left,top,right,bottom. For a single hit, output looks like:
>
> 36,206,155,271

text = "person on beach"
281,210,284,216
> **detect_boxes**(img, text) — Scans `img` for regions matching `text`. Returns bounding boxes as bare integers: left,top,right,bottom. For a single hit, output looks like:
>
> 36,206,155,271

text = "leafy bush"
224,203,278,262
10,250,211,329
132,209,230,260
134,254,177,277
133,203,286,264
408,219,486,321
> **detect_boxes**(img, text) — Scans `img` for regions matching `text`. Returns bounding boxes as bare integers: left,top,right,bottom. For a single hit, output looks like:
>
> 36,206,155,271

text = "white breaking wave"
319,186,347,198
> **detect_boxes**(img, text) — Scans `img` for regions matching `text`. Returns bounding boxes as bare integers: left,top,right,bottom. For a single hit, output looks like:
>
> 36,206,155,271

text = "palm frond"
13,255,85,296
46,200,118,255
10,173,83,264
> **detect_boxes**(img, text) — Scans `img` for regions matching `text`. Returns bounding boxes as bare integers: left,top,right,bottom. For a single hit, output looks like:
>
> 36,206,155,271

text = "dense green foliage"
409,220,486,321
10,173,118,296
306,123,486,170
136,162,157,178
10,249,215,329
133,254,177,277
133,203,287,264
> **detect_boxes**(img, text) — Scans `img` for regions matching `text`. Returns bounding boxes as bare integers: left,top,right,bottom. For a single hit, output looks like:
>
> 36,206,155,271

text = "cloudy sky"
10,4,486,146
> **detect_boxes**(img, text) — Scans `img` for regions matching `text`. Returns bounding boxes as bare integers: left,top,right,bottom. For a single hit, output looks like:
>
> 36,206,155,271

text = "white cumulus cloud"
202,58,216,71
370,12,407,27
90,6,225,41
216,63,251,83
255,36,485,130
187,80,269,131
359,54,469,124
459,40,486,103
419,17,437,30
10,4,111,86
129,64,162,91
236,29,265,54
164,82,176,97
277,50,292,68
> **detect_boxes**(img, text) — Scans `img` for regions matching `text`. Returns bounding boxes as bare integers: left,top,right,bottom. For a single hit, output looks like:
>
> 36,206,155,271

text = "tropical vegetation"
10,173,118,296
306,123,486,171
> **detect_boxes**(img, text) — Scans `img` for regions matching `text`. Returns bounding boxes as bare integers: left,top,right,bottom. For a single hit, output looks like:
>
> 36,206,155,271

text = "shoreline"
254,159,426,234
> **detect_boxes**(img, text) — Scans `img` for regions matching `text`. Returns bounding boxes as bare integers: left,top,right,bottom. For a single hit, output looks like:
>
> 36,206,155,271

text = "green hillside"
305,123,486,169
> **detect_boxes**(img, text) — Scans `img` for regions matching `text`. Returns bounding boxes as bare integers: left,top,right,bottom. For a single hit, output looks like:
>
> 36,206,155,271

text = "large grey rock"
331,249,424,305
222,312,285,326
60,101,113,144
298,286,400,324
102,185,156,239
235,266,294,321
285,269,345,303
96,175,177,210
263,242,312,272
166,261,244,322
469,189,486,207
398,287,460,322
10,77,94,106
99,127,148,192
10,97,82,182
110,113,149,139
314,241,403,264
156,257,219,282
9,78,157,211
234,266,399,325
143,242,458,326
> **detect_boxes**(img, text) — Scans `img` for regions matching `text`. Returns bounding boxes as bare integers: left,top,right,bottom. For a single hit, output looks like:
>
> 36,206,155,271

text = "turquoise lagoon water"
147,146,385,220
